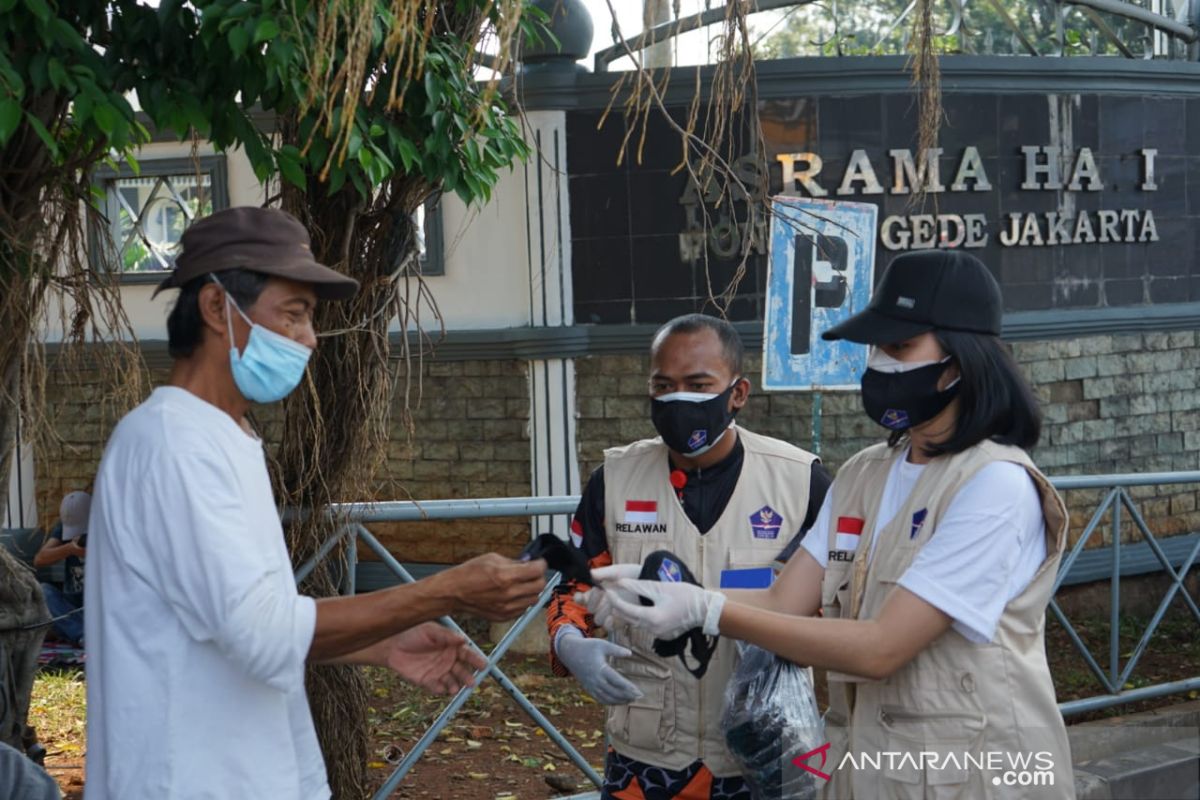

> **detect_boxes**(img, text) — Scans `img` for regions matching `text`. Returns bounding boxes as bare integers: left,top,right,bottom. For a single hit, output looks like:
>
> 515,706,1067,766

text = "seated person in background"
33,491,90,647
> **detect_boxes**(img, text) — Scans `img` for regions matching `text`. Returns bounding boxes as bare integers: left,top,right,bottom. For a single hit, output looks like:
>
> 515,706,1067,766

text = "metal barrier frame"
296,474,1200,795
294,497,591,800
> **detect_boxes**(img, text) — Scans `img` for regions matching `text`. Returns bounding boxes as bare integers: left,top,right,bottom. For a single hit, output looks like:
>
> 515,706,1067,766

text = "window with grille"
91,155,445,278
90,156,229,278
413,198,445,276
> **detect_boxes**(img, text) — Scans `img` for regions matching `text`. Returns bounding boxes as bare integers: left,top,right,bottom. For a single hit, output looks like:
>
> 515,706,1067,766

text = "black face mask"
649,381,740,457
638,550,718,679
860,360,959,432
518,534,593,585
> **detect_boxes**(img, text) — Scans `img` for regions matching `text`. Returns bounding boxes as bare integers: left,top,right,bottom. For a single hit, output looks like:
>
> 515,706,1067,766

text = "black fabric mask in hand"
860,360,959,432
518,534,593,585
649,381,740,457
637,550,718,679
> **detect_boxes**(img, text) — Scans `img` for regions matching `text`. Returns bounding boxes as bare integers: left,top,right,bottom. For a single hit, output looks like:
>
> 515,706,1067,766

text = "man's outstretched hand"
366,622,488,695
444,553,548,621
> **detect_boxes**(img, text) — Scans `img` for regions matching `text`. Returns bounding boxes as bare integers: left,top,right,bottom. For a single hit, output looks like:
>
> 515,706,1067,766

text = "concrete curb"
1071,701,1200,800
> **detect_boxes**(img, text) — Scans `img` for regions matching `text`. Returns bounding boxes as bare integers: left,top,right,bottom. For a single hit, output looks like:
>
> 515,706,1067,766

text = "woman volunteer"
583,250,1074,799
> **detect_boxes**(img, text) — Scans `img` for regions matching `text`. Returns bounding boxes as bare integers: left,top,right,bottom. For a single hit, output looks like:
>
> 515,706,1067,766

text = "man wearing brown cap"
84,207,547,799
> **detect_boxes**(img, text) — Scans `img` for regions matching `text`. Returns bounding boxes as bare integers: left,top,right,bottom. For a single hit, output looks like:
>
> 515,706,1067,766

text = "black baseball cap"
821,250,1002,344
153,207,359,301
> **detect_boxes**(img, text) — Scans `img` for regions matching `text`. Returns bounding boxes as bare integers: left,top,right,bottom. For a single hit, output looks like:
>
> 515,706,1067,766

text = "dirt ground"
364,654,606,800
29,602,1200,799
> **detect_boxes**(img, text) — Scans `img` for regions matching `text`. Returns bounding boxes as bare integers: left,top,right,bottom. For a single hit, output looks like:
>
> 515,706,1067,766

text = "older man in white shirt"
85,208,546,799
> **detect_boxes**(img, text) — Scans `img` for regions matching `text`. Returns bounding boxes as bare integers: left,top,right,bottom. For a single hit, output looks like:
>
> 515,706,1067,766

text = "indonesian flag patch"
835,516,864,552
624,500,658,524
569,518,584,548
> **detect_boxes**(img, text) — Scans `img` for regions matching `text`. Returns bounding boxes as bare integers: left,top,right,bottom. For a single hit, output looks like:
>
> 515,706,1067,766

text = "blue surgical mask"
214,276,312,403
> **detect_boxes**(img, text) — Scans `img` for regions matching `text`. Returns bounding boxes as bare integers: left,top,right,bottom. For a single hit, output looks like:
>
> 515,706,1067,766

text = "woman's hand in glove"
574,564,642,629
554,627,643,705
592,579,726,641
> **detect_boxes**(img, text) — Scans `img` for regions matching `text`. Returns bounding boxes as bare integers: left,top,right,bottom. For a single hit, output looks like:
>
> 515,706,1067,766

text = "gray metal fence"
297,472,1200,796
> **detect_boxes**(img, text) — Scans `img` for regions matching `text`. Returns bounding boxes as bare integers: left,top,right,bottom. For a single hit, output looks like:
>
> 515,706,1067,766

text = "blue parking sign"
763,197,878,391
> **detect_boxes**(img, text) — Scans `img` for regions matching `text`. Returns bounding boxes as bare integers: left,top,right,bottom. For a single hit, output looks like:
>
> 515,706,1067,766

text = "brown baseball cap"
152,206,359,301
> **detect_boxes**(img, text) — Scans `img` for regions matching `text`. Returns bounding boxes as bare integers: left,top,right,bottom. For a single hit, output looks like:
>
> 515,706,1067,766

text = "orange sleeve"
546,548,612,676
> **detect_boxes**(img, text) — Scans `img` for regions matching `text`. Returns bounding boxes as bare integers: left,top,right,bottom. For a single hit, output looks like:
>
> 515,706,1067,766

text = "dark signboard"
567,92,1198,325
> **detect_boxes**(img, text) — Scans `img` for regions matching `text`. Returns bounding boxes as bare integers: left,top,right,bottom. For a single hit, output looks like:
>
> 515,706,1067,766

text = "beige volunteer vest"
819,440,1074,800
603,427,816,776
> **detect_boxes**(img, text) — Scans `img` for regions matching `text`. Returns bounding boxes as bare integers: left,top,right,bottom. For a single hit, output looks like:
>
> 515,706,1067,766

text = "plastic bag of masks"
721,642,824,800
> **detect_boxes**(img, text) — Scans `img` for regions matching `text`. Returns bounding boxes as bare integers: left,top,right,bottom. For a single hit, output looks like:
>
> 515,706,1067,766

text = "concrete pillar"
642,0,674,68
522,110,580,542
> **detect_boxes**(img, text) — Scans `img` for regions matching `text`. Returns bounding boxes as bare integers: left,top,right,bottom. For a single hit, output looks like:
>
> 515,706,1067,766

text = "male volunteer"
547,314,831,799
84,207,546,799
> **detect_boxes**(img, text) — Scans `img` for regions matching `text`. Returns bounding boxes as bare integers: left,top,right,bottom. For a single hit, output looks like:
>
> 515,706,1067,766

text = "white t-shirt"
802,449,1047,643
84,387,327,800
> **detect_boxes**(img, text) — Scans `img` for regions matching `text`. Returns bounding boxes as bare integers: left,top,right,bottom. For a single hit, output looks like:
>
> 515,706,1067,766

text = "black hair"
166,269,271,359
890,330,1042,456
650,313,745,377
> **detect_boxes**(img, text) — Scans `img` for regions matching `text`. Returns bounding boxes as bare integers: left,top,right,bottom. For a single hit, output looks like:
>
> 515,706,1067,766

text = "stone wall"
31,330,1200,567
575,331,1200,550
34,357,533,565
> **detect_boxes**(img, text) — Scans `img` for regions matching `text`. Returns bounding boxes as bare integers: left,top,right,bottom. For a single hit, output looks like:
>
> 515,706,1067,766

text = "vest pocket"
821,565,852,617
877,705,986,798
612,660,676,751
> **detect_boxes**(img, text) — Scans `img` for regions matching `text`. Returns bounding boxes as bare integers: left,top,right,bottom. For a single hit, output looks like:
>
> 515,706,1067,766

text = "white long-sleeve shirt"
84,387,327,799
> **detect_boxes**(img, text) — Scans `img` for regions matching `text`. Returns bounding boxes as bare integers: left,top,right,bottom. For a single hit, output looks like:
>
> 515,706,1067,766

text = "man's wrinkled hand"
448,553,547,621
373,622,487,695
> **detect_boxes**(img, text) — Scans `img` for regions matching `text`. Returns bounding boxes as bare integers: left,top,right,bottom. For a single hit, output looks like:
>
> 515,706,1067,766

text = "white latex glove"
604,578,726,640
554,627,643,705
589,564,643,587
575,564,642,629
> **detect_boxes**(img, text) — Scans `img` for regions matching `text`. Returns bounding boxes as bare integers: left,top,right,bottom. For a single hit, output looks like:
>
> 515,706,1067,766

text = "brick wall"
32,331,1200,566
34,357,533,565
366,358,531,562
575,331,1200,550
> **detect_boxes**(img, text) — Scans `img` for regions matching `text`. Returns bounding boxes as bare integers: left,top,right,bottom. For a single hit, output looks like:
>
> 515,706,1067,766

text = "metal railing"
592,0,1200,70
294,496,589,800
1048,472,1200,716
297,471,1200,795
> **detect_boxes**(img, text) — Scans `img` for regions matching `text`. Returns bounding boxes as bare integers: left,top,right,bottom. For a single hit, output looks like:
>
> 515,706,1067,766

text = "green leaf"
357,147,374,172
50,18,84,50
396,138,419,173
28,52,48,93
0,99,21,145
24,112,58,158
327,166,347,196
47,58,69,91
424,70,441,108
0,0,18,12
307,137,330,172
92,104,119,137
277,152,306,189
22,0,50,24
253,18,280,44
228,25,250,58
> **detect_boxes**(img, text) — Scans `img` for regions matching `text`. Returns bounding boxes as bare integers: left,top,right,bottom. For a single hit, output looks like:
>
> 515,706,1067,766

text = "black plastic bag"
721,642,824,800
